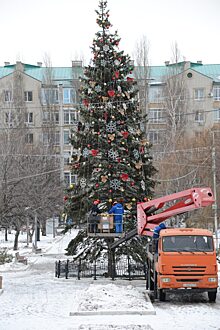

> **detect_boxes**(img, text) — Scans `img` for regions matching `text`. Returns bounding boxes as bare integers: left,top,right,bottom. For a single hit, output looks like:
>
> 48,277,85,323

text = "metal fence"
55,257,147,281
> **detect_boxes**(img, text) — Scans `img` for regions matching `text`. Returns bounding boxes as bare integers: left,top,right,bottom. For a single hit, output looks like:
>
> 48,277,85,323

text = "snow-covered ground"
0,229,220,330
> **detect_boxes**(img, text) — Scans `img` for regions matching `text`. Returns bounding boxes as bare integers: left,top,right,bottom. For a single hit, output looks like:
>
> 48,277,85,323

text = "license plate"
183,283,197,287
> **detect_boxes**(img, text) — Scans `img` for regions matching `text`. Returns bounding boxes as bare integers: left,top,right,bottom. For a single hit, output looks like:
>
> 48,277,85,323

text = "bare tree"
161,42,189,151
133,35,151,132
0,62,63,250
154,130,214,228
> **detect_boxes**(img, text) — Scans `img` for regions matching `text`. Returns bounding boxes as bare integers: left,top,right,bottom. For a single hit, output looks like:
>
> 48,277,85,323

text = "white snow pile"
75,283,151,314
78,325,152,330
0,230,220,330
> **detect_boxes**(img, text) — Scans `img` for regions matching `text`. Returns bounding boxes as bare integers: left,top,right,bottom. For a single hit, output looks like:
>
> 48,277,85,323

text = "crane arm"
137,187,214,236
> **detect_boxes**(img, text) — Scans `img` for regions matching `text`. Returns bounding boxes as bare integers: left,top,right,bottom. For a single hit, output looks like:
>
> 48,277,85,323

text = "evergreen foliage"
0,249,13,265
64,0,156,223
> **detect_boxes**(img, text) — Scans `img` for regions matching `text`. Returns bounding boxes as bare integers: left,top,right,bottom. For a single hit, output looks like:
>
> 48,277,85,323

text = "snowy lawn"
0,229,220,330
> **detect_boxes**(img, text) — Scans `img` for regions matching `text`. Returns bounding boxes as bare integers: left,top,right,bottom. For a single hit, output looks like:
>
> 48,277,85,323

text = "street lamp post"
53,213,55,238
25,207,30,247
34,211,38,251
26,217,29,247
212,131,219,251
58,83,64,182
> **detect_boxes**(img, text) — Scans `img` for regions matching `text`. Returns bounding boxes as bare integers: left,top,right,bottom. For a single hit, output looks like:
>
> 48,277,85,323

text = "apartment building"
0,60,219,184
138,61,220,147
0,61,83,186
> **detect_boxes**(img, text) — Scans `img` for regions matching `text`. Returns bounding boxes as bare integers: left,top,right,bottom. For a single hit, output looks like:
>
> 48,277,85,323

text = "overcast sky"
1,0,219,67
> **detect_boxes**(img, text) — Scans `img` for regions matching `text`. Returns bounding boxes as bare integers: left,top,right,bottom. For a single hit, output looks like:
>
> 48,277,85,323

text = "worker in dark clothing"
89,200,101,233
108,201,124,233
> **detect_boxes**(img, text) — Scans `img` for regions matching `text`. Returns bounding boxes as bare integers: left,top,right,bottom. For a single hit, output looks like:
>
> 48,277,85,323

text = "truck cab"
156,228,218,302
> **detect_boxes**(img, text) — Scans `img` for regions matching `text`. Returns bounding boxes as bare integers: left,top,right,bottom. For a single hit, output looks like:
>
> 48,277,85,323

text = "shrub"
0,249,13,265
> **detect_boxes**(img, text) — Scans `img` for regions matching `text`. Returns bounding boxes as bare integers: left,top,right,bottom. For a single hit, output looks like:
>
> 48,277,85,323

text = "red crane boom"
137,187,214,236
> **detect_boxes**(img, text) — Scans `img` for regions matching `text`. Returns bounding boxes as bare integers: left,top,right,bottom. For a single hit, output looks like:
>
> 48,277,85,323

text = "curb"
70,308,156,316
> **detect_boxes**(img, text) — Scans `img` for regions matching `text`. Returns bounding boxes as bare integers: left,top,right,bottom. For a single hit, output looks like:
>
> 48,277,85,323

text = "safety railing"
87,213,130,236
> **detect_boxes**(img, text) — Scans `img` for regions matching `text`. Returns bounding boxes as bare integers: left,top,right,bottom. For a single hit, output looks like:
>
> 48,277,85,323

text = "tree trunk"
13,229,20,250
106,238,115,278
5,227,8,242
41,220,46,236
29,230,33,243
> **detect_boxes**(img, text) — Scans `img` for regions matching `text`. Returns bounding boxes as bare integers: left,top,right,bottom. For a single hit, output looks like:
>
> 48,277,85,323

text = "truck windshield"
162,235,214,252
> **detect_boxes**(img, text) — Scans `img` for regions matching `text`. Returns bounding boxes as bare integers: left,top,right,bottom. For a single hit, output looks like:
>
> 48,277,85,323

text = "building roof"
0,61,220,84
193,64,220,82
0,63,84,85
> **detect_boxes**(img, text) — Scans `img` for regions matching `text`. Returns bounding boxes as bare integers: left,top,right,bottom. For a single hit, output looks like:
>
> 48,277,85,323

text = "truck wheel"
208,291,216,303
159,289,166,302
146,261,154,291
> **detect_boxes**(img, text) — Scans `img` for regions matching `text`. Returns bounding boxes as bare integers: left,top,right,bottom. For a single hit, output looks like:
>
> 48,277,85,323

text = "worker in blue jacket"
153,222,166,253
108,201,124,233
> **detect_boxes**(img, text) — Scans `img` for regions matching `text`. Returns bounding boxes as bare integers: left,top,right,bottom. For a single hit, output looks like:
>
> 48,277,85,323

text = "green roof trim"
0,61,220,83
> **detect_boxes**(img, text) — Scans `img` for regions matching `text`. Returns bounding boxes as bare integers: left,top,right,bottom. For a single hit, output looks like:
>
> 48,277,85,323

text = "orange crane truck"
137,187,218,302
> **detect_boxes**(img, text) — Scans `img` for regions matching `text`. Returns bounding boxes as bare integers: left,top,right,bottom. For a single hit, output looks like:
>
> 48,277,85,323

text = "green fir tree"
64,0,157,240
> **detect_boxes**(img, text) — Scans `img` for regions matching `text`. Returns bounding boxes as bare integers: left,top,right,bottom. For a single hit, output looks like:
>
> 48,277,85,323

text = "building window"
64,172,77,186
25,112,33,124
64,109,78,124
214,109,220,122
148,108,165,123
24,91,33,102
195,111,204,123
4,90,12,102
25,133,33,144
64,152,71,165
43,132,60,146
194,88,204,100
148,131,160,144
64,130,70,145
5,112,14,126
195,131,203,139
213,87,220,101
63,88,76,104
148,86,164,102
41,88,59,105
42,111,59,124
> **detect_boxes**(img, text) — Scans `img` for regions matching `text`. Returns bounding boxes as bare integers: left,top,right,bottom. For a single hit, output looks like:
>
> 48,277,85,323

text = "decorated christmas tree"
64,0,156,225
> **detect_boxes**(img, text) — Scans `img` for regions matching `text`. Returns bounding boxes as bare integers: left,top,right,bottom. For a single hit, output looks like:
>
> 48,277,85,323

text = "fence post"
55,261,57,277
111,248,115,281
143,262,147,278
65,259,69,279
127,255,131,281
57,260,61,278
78,258,81,280
93,258,97,280
144,262,148,290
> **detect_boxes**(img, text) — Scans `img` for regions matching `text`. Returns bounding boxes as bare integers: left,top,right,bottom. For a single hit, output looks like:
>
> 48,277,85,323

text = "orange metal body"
157,228,218,290
137,187,218,295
